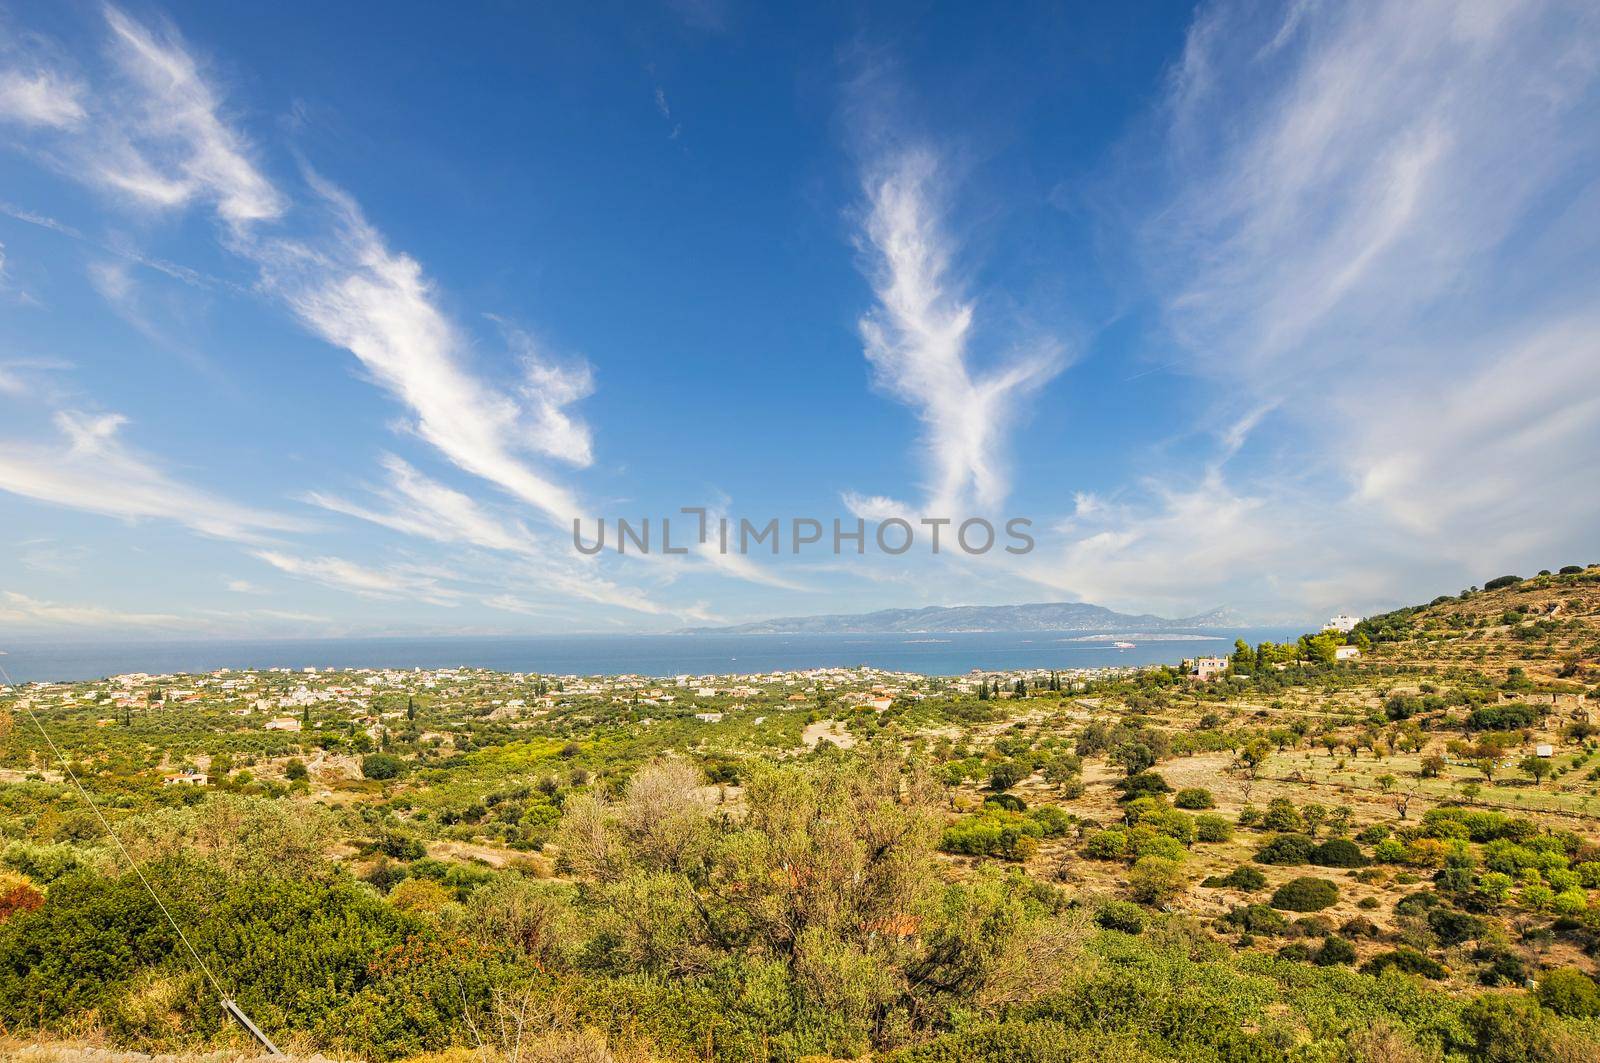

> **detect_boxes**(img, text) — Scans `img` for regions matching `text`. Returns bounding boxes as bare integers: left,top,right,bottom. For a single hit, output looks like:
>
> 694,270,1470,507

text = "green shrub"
1094,900,1145,934
1173,787,1214,809
1124,802,1195,845
1026,805,1075,838
1466,704,1537,731
1083,829,1128,860
942,810,1044,860
362,753,405,780
1125,828,1186,861
1372,838,1406,863
1255,833,1317,865
1474,948,1528,987
1194,815,1232,843
1426,908,1483,946
1270,877,1338,912
1219,903,1289,936
1,842,90,885
1340,915,1380,938
1262,798,1305,832
1314,936,1357,965
1202,866,1266,891
1536,968,1600,1018
1394,891,1441,918
885,1019,1082,1062
1128,856,1186,907
1457,993,1554,1062
1310,838,1368,868
1115,771,1172,801
1362,948,1447,979
1552,887,1589,916
988,760,1030,792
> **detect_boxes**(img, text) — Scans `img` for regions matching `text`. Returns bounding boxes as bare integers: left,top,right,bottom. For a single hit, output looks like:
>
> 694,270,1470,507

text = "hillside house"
1192,656,1229,681
265,717,302,732
163,768,209,787
1335,646,1362,661
1327,614,1363,634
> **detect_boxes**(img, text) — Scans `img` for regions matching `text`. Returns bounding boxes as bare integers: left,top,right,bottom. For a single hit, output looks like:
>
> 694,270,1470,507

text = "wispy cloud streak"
1036,0,1600,616
854,150,1063,516
0,411,306,543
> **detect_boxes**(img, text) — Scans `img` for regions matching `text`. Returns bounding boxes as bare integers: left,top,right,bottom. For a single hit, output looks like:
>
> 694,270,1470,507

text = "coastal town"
1,660,1131,791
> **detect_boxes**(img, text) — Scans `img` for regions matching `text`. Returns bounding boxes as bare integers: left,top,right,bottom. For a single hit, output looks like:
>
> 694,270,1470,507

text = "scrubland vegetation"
5,566,1600,1060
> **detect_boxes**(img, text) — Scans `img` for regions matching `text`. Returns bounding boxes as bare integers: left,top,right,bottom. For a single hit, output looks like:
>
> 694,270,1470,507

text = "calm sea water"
0,629,1304,684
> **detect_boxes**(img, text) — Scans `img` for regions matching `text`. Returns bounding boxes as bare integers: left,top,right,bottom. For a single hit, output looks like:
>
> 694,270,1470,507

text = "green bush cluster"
941,804,1073,860
1255,833,1317,865
1270,877,1339,912
1203,866,1266,891
1173,787,1215,809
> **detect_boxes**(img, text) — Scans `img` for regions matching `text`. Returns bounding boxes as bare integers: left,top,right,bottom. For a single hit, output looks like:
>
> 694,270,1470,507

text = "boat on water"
1114,641,1136,649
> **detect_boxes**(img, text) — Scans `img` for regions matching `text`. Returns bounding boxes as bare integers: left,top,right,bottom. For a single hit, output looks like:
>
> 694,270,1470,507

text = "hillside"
1357,567,1600,684
685,600,1242,634
3,566,1600,1061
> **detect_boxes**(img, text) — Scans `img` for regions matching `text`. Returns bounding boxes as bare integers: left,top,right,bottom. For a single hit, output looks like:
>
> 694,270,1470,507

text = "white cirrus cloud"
0,590,186,630
504,323,597,469
0,68,86,128
256,176,590,523
9,7,598,531
251,550,463,607
1041,0,1600,618
853,149,1064,517
305,454,540,556
97,7,285,226
307,456,712,615
0,410,307,543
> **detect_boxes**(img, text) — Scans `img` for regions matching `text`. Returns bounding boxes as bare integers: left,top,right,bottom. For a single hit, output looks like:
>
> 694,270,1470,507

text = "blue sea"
0,629,1304,684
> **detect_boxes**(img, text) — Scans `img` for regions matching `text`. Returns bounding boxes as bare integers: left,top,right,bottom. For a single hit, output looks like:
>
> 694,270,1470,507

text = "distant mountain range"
684,601,1244,635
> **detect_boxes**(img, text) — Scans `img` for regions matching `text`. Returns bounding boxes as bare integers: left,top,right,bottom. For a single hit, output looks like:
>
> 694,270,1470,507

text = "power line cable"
0,661,282,1056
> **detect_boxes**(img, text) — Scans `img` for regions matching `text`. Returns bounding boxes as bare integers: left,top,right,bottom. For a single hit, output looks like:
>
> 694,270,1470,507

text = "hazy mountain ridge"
685,601,1242,635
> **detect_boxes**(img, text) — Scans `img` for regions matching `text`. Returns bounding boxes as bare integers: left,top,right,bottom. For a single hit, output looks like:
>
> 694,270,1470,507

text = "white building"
1335,646,1362,661
265,717,303,732
1326,614,1363,634
1193,656,1229,680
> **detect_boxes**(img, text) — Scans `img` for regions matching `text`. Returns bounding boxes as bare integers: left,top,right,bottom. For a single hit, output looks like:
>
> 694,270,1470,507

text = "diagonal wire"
0,662,239,1023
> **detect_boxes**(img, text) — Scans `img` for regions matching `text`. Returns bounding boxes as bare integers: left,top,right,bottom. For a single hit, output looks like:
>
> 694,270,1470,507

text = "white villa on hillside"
1326,613,1363,634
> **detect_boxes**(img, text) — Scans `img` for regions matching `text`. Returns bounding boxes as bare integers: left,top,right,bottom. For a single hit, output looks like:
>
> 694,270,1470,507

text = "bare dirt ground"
801,719,856,750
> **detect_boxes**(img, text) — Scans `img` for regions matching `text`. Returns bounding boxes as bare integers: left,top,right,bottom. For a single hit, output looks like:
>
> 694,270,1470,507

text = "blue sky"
1,0,1598,638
